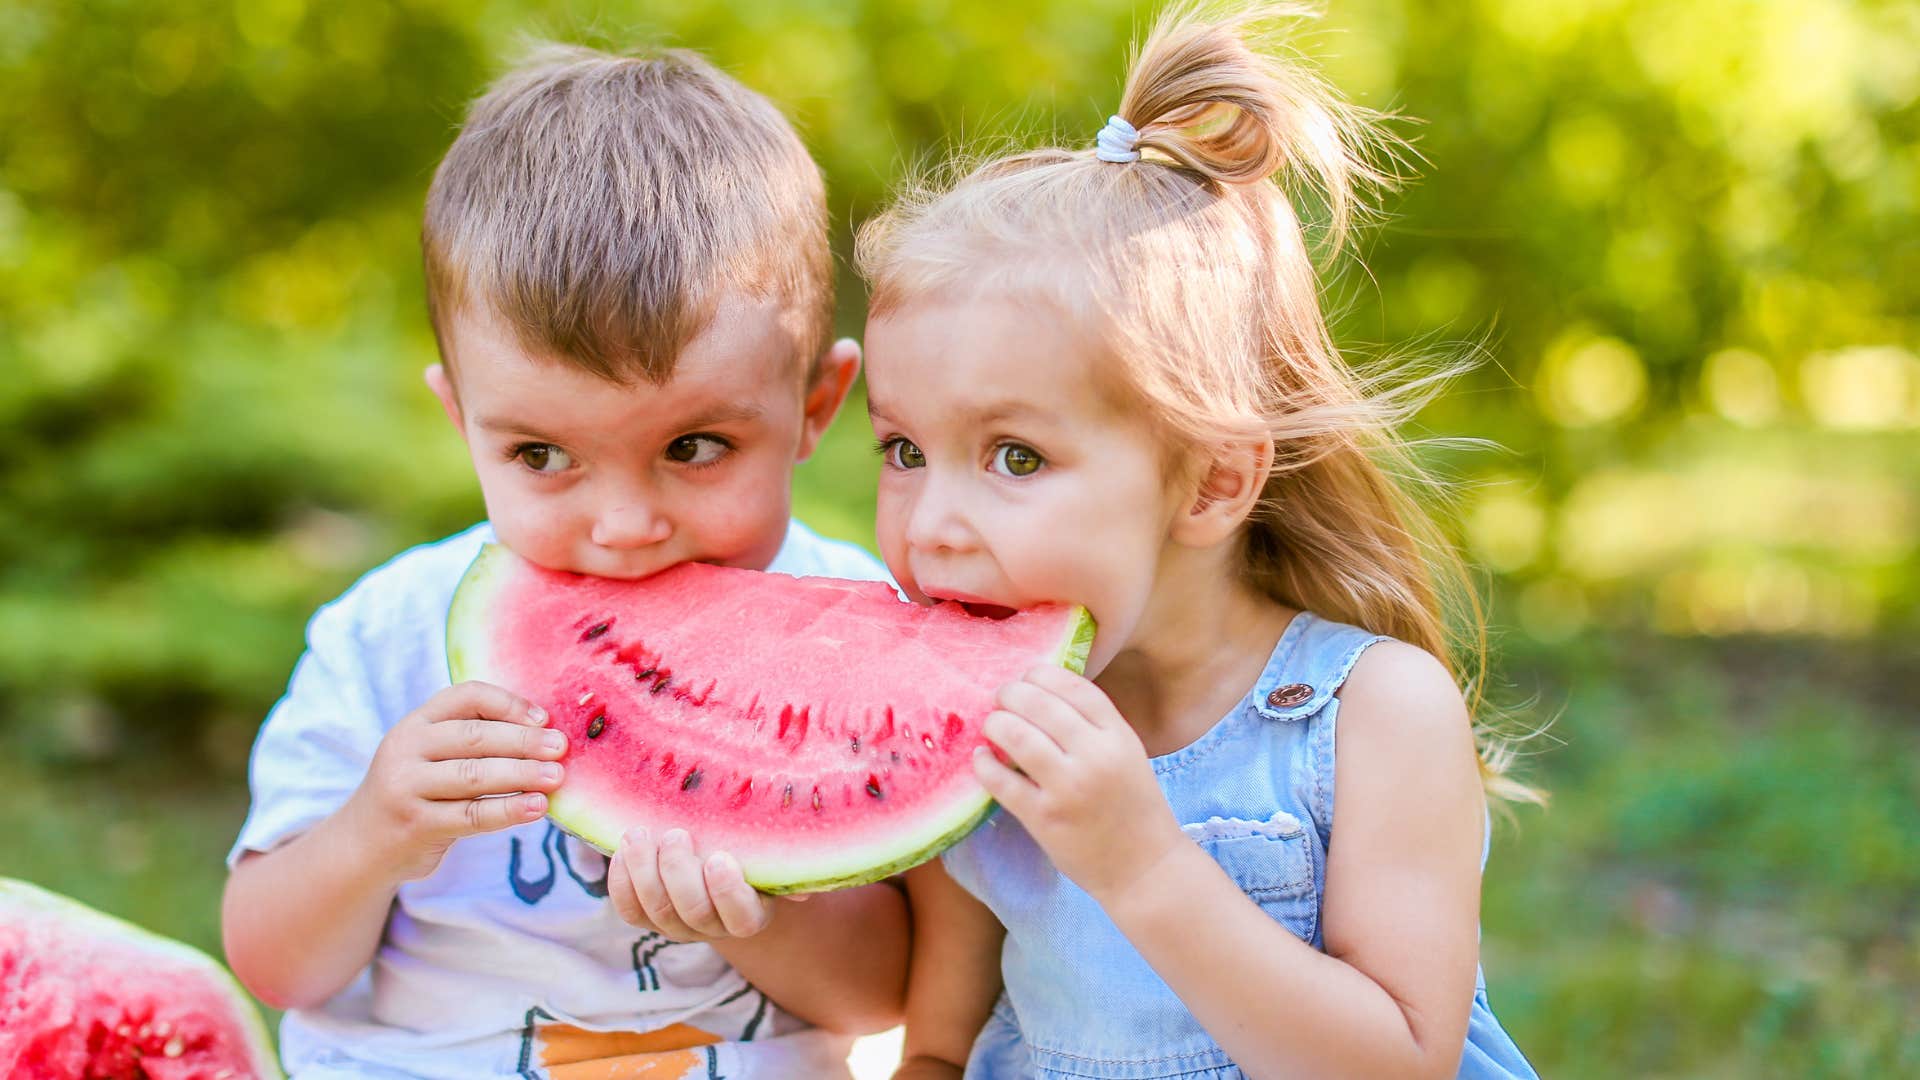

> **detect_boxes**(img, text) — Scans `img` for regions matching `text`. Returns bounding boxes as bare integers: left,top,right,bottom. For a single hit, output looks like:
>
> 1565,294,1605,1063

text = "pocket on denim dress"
1183,810,1318,943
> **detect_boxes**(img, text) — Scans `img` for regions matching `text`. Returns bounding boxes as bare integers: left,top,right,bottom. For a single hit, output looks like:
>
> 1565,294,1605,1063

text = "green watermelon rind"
444,544,1098,895
0,877,284,1079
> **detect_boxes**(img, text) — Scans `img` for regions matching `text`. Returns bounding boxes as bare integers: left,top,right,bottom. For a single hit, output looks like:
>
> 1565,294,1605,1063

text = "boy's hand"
347,681,567,882
607,827,808,942
972,666,1187,903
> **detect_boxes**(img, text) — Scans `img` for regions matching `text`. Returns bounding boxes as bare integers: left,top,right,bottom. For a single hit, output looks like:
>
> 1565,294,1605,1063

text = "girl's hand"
972,666,1186,902
606,827,806,941
346,681,567,883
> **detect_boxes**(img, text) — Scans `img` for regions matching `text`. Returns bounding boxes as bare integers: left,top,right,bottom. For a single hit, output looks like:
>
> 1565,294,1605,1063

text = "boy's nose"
590,502,672,549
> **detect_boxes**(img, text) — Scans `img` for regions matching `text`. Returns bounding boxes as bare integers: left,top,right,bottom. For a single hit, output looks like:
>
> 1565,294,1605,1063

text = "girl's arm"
979,646,1484,1080
891,860,1006,1079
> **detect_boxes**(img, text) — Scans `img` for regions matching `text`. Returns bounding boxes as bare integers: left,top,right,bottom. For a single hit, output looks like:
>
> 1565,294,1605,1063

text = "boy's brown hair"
423,43,832,384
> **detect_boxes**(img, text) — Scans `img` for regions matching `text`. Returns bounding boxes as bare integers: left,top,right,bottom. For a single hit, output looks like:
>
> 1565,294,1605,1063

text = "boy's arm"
891,860,1004,1078
223,801,406,1009
223,682,565,1008
712,880,910,1034
606,829,909,1034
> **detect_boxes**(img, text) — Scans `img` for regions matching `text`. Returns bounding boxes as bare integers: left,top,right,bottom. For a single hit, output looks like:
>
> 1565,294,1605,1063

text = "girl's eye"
883,438,926,470
666,435,729,465
515,444,573,474
991,443,1044,477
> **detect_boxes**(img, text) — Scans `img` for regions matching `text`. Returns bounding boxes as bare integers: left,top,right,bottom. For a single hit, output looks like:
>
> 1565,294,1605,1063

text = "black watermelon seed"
650,675,670,695
582,622,610,641
781,783,794,809
865,775,884,799
850,734,860,754
635,667,657,681
890,751,901,763
586,714,606,739
681,767,703,792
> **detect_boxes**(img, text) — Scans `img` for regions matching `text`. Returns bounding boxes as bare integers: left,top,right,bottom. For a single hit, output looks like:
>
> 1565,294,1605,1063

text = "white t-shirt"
230,521,890,1080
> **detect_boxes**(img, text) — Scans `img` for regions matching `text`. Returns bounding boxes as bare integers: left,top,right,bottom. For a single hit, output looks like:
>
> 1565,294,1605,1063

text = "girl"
857,3,1541,1078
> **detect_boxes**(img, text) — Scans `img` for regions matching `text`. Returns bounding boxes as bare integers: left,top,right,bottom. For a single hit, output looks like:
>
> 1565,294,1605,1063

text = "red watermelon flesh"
446,544,1095,893
0,878,281,1079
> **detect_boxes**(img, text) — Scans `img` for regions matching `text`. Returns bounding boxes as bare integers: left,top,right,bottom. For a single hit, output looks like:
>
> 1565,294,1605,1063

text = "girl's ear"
1170,439,1274,548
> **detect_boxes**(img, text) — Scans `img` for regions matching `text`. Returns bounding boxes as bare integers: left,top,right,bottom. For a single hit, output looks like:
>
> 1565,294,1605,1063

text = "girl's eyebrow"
957,401,1051,426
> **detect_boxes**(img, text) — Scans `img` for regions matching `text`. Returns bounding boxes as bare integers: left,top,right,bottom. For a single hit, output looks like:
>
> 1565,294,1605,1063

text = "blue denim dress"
943,611,1539,1079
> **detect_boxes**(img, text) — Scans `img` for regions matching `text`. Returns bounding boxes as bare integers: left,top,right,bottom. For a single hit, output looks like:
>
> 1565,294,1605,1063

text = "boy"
222,44,907,1079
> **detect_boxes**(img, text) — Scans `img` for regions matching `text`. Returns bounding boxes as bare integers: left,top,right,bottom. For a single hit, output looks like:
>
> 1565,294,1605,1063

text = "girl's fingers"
420,757,563,800
657,830,723,937
1022,666,1123,731
423,717,567,762
443,791,547,837
997,679,1094,751
981,709,1068,787
704,853,771,937
973,745,1040,820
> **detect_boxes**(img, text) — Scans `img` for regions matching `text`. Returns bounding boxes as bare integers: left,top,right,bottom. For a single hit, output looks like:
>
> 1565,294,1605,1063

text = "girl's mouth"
925,587,1020,621
958,601,1019,621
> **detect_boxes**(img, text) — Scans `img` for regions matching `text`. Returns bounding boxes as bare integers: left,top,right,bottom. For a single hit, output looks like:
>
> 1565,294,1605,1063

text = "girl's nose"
591,500,672,549
903,482,975,555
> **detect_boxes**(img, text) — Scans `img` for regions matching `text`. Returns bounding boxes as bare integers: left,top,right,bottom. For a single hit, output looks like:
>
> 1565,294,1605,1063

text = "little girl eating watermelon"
857,3,1543,1076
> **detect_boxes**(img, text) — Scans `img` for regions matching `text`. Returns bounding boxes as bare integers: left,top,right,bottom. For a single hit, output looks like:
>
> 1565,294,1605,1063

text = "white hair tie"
1095,114,1141,163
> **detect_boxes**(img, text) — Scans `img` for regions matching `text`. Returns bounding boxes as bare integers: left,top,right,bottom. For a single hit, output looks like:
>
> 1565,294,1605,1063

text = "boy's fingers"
704,853,771,937
605,845,646,927
421,757,562,800
658,831,724,936
608,833,659,929
445,792,547,837
423,718,567,762
434,681,549,726
626,831,698,940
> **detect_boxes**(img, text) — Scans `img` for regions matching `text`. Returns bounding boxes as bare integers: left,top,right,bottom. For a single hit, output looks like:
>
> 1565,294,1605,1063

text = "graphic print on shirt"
510,821,610,904
518,1005,725,1080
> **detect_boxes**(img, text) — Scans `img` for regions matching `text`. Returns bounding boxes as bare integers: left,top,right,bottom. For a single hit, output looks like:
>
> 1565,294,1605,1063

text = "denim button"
1267,683,1312,707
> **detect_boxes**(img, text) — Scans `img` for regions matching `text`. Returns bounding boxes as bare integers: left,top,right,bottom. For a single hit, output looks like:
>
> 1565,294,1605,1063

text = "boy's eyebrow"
474,415,561,440
675,401,766,429
474,402,766,440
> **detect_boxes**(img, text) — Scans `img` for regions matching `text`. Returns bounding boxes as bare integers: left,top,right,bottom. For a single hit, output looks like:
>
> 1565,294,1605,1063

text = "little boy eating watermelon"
221,44,906,1079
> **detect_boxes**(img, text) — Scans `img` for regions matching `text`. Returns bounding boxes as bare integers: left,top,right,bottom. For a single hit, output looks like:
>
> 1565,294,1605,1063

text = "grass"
3,628,1915,1077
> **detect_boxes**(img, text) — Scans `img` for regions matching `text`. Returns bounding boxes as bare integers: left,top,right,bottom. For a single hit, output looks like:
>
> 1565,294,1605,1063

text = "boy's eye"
666,435,729,465
515,444,573,474
991,443,1043,477
884,438,926,470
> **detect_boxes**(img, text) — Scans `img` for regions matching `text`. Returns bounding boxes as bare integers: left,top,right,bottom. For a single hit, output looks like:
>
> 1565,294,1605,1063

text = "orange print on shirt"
536,1021,722,1080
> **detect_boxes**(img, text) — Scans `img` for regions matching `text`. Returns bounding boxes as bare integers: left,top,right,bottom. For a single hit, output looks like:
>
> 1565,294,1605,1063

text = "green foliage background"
1,0,1915,1074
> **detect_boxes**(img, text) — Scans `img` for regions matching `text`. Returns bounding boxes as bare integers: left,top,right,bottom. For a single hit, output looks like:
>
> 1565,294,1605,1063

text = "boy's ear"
1170,439,1274,549
796,338,861,463
424,363,467,441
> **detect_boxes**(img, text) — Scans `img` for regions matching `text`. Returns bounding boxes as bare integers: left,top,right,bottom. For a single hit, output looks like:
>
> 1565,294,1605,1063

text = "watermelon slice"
446,544,1094,893
0,877,281,1079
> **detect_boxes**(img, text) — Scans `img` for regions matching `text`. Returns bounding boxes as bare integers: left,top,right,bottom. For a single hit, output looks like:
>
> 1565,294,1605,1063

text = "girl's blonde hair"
858,1,1540,804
